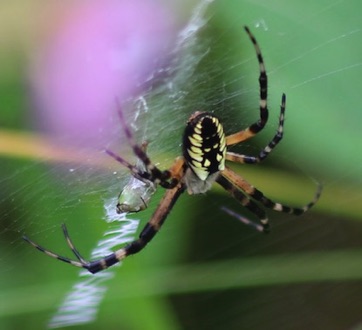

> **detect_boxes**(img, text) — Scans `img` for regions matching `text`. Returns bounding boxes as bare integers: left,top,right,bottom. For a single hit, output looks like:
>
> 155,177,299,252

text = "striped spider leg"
226,26,269,147
105,102,183,190
218,92,321,233
218,167,322,233
23,173,186,274
218,27,322,231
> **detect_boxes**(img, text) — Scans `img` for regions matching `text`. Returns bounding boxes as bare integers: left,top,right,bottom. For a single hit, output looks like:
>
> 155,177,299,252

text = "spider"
23,26,322,274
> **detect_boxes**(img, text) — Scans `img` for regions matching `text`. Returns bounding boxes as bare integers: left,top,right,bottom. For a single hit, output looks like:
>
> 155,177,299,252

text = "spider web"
49,0,212,328
1,0,362,329
30,1,216,328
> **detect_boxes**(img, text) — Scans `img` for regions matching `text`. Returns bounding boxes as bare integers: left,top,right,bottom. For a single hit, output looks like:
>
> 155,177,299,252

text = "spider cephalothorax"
182,111,226,194
24,26,322,274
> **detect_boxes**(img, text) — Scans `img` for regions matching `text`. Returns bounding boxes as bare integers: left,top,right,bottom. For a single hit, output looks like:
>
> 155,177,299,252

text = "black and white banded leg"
226,93,286,164
226,26,269,146
217,167,322,233
23,182,185,274
106,103,179,189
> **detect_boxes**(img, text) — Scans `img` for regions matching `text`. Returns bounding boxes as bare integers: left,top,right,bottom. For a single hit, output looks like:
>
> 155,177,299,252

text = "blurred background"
0,0,361,329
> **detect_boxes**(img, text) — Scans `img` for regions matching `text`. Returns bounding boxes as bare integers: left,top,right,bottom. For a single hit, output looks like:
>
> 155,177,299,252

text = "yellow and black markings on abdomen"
183,112,226,181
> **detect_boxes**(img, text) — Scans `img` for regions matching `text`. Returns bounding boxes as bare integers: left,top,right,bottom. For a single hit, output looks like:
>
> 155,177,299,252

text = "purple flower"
31,0,176,147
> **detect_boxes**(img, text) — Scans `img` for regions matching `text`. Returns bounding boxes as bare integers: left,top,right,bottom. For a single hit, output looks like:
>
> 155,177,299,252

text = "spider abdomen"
183,112,226,181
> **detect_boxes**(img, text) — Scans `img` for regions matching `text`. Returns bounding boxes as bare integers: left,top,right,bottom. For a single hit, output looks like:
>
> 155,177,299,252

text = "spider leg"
61,223,88,264
23,181,186,274
221,207,264,232
218,167,322,232
23,229,86,269
226,93,286,164
226,26,269,146
108,101,180,189
222,166,322,214
216,173,270,233
106,149,150,183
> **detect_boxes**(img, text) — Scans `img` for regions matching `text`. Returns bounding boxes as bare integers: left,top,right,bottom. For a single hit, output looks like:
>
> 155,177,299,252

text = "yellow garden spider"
23,26,322,274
